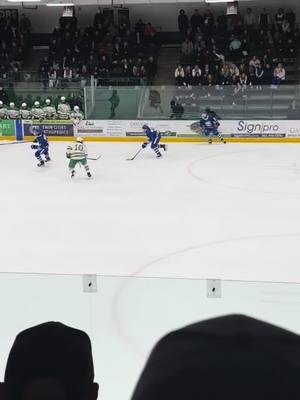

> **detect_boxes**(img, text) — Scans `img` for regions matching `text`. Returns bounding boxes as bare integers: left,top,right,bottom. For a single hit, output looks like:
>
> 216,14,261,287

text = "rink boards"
1,119,300,142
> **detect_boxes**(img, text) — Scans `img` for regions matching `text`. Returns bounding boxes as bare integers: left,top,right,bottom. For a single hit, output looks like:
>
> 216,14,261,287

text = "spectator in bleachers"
285,8,296,29
4,322,99,400
174,64,184,85
203,9,214,34
19,14,31,34
146,56,157,85
259,8,270,31
0,86,8,104
94,7,104,29
190,10,202,33
244,8,256,28
181,38,194,61
192,64,201,78
275,8,285,30
272,62,285,87
263,63,273,84
183,65,193,86
178,9,189,39
229,36,242,60
144,22,156,45
254,62,265,88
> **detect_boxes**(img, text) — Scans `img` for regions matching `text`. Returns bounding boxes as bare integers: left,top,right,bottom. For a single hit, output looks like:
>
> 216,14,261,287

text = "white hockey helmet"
9,102,15,108
74,105,80,112
61,96,66,102
76,137,84,143
45,98,51,105
0,100,3,107
34,101,40,107
21,102,27,108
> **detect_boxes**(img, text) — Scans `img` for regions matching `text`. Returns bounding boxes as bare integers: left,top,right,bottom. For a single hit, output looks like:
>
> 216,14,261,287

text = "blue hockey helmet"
142,124,149,130
32,126,42,135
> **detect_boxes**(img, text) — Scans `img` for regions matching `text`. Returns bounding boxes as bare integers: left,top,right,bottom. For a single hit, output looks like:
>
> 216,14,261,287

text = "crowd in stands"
39,8,159,88
2,315,300,400
0,13,31,86
174,7,298,94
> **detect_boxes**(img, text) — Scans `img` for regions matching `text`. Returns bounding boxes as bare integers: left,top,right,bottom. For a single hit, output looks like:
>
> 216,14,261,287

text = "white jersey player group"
0,96,84,122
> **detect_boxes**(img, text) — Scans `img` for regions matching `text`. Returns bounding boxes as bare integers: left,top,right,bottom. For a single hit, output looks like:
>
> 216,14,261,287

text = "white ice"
1,141,300,282
2,141,300,400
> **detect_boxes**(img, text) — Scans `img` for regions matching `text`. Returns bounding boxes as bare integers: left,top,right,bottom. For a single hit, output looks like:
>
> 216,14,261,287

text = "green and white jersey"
43,105,57,119
20,109,31,119
67,142,88,160
57,103,71,119
71,110,84,121
0,106,8,119
31,107,45,120
7,108,20,119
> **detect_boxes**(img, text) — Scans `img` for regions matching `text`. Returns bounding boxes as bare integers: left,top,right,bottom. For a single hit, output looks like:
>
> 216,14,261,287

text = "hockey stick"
126,148,143,161
0,140,29,146
87,155,101,161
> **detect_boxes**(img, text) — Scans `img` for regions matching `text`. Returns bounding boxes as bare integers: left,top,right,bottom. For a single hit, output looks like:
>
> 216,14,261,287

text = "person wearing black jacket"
170,100,184,119
178,9,189,39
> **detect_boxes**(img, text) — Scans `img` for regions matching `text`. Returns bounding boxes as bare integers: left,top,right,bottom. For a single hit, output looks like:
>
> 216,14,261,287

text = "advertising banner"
23,120,74,137
125,121,177,137
188,120,300,138
0,120,16,137
75,120,125,137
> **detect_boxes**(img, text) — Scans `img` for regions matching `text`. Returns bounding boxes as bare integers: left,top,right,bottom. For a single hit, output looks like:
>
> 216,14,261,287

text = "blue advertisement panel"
23,120,74,137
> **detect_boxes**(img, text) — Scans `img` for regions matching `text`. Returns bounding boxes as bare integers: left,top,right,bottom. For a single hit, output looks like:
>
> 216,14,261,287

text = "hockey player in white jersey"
57,96,71,120
31,101,45,121
7,102,20,119
0,100,8,119
20,103,31,119
66,137,92,179
43,98,57,120
71,105,84,123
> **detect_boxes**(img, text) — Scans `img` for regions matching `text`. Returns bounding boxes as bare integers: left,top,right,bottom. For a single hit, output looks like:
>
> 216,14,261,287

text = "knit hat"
4,322,95,400
131,314,300,400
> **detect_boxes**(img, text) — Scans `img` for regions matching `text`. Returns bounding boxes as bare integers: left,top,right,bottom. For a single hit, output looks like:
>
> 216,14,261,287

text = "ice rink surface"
1,141,300,283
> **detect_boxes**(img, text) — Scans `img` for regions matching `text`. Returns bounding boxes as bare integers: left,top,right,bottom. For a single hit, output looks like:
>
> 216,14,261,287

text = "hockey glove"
31,144,38,149
142,142,148,149
66,153,71,159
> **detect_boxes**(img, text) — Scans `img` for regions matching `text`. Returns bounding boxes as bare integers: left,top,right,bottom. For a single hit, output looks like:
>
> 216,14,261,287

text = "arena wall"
2,119,300,143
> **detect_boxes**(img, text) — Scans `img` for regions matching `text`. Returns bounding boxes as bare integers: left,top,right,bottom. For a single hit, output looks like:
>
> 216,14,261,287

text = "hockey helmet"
201,111,209,120
0,100,3,107
76,137,84,143
61,96,66,102
32,126,42,135
45,98,51,105
142,124,149,130
9,102,15,108
21,102,27,108
74,105,80,112
34,101,40,107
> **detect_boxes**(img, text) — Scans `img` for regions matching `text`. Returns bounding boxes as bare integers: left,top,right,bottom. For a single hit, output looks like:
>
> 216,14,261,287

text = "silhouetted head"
131,315,300,400
4,322,98,400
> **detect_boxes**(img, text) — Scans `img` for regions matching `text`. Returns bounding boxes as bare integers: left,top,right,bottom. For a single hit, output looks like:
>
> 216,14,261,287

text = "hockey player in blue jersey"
31,126,51,166
142,124,167,158
200,108,226,144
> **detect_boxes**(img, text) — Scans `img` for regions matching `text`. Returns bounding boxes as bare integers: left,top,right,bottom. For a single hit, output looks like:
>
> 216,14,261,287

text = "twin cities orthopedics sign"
23,120,74,137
